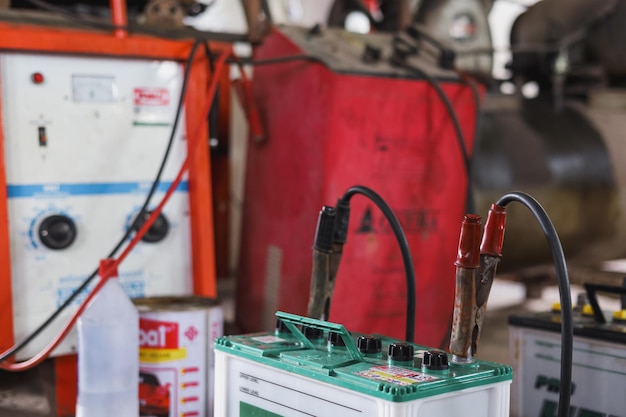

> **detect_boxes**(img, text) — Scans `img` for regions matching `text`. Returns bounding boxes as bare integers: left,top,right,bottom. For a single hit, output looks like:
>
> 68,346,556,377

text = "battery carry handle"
275,311,364,361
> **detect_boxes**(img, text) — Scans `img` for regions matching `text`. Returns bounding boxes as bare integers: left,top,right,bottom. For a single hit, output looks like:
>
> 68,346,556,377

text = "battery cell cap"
551,302,561,312
388,343,414,362
582,304,594,316
422,351,449,370
328,331,346,346
357,336,382,354
302,326,323,340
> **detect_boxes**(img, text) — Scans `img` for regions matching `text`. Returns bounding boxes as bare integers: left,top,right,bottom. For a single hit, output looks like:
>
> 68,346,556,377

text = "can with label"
134,296,223,417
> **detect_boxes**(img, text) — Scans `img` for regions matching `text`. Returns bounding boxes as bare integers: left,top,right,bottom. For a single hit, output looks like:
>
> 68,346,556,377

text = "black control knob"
131,211,169,243
388,343,414,362
328,331,346,346
302,326,323,340
357,336,382,354
423,350,449,370
38,215,77,250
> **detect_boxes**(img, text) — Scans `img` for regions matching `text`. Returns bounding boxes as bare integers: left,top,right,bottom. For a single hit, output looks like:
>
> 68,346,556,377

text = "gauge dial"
72,75,117,102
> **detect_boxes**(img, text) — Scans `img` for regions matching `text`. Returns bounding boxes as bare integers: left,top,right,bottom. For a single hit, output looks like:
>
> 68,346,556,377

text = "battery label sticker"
250,335,288,344
357,366,439,386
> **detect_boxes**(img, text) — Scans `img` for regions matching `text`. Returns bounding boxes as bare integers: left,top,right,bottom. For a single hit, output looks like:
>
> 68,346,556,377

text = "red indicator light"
31,72,44,84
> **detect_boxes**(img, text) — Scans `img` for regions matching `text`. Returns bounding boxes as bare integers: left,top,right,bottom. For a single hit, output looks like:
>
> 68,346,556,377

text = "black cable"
463,77,483,215
0,40,204,363
465,78,483,159
402,65,470,176
203,43,220,145
394,25,480,215
260,0,274,25
405,23,455,64
496,191,573,417
203,42,215,71
340,185,416,343
394,27,472,177
231,54,328,68
396,24,489,215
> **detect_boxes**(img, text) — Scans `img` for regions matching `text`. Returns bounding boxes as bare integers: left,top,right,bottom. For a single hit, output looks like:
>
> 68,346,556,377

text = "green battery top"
215,312,512,403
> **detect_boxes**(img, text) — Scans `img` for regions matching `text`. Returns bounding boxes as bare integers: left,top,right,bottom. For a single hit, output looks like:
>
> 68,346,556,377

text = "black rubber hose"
496,191,573,417
231,54,328,68
0,40,204,362
401,64,471,178
340,185,416,343
463,76,483,215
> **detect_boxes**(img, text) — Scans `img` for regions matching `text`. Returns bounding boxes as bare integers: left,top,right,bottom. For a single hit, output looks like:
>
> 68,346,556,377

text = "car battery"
508,283,626,417
215,312,512,417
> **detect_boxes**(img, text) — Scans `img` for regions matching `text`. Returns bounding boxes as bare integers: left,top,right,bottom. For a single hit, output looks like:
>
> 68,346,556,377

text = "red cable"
0,51,230,371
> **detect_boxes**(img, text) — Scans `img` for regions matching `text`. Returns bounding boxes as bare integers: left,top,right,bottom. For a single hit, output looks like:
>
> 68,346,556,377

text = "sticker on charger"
133,87,170,106
357,366,439,386
251,335,287,344
132,87,173,126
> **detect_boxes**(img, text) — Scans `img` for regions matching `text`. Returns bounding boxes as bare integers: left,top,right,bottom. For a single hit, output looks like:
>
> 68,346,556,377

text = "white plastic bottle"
76,259,139,417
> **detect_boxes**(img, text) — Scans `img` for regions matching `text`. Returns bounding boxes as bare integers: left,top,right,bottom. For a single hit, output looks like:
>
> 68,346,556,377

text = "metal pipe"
110,0,127,39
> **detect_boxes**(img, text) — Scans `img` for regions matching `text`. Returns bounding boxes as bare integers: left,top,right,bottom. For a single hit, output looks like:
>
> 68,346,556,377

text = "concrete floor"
0,369,51,417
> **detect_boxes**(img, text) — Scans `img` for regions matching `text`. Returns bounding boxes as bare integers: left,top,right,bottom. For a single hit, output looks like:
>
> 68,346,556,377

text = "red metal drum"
236,26,480,348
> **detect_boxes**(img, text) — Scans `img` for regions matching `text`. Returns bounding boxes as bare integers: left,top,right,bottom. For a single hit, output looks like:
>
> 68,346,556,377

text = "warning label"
356,206,438,235
357,366,439,386
132,87,173,126
133,87,170,106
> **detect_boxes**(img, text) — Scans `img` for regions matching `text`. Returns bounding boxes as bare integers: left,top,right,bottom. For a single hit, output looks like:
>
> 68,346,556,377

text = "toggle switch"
38,126,47,147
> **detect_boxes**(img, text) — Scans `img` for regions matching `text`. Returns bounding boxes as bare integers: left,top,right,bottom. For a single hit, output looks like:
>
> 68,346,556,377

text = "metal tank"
472,92,626,273
478,0,626,273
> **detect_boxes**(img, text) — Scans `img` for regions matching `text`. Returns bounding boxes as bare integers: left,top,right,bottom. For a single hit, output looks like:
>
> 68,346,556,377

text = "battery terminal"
612,310,626,322
582,304,594,317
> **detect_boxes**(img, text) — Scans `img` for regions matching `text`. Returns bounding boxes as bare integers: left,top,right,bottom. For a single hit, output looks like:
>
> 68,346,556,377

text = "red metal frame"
0,49,13,358
0,16,226,416
54,355,78,417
